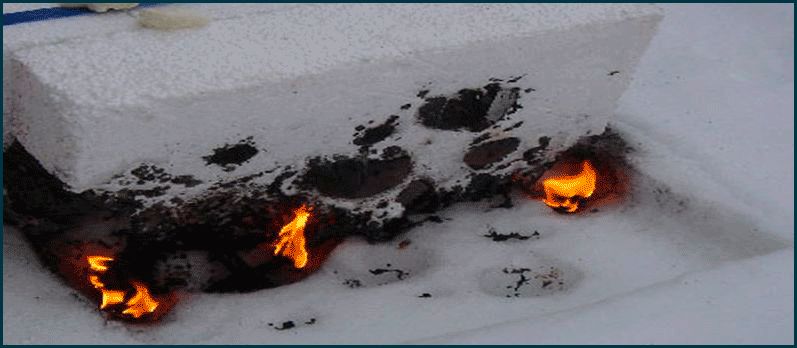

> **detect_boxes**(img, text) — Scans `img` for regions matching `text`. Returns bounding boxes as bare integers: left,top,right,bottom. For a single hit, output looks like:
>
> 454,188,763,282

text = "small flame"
273,204,311,269
100,289,126,309
122,281,160,319
87,256,114,272
86,255,160,319
89,275,105,289
541,160,597,213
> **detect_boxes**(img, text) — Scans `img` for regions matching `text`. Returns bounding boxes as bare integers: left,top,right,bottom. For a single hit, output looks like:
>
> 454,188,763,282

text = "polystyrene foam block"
6,4,662,215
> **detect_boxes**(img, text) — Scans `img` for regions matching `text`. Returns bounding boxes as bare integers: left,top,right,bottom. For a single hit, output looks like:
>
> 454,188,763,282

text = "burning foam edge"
3,127,631,322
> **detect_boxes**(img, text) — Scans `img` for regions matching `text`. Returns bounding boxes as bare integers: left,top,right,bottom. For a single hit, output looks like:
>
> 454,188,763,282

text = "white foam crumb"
137,7,209,31
60,3,139,13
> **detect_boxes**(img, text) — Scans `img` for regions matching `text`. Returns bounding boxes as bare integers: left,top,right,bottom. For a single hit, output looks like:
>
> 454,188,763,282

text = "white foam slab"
6,4,661,203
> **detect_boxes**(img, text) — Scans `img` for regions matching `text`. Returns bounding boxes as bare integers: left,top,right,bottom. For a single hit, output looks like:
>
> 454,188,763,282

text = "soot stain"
396,179,439,214
522,136,551,165
353,115,400,147
503,267,531,297
128,164,203,188
203,138,259,170
343,279,363,288
417,83,520,132
483,228,539,242
418,83,501,132
369,266,409,280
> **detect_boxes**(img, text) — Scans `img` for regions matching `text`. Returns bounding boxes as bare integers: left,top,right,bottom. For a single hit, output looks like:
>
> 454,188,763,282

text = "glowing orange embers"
272,204,311,269
85,256,159,318
541,160,598,213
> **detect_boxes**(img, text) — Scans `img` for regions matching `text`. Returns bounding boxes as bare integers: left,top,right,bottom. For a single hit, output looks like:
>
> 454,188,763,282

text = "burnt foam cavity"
464,137,520,170
300,150,413,199
203,138,259,170
397,179,440,214
417,83,521,132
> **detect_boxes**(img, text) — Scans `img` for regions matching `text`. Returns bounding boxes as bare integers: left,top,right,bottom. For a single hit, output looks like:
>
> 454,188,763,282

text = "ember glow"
273,204,311,269
541,160,597,213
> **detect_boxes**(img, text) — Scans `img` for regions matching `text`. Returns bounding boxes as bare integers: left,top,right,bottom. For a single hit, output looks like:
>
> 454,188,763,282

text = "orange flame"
273,204,311,269
87,256,114,272
122,281,160,319
86,255,160,319
100,289,126,309
541,160,597,213
89,275,105,289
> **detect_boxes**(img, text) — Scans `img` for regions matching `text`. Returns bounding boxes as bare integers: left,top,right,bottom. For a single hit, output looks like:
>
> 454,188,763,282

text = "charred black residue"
416,89,429,98
369,264,409,280
560,127,632,159
464,137,520,170
301,150,412,199
503,267,531,297
117,186,170,200
504,121,524,132
400,103,412,110
212,170,270,191
353,115,400,147
397,179,439,214
203,138,259,171
522,136,551,165
129,164,202,187
381,145,404,159
462,173,513,203
608,70,620,76
170,175,202,188
3,140,111,228
271,321,295,331
343,279,363,288
484,228,539,242
507,74,525,83
131,164,171,184
418,293,432,298
417,83,521,132
470,133,492,146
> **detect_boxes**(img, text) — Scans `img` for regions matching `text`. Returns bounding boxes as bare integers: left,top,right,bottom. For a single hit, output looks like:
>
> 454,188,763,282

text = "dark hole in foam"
301,151,413,199
416,83,520,132
464,137,520,170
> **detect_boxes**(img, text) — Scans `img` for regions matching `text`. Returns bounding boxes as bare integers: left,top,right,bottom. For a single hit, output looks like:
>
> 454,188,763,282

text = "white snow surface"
3,4,794,344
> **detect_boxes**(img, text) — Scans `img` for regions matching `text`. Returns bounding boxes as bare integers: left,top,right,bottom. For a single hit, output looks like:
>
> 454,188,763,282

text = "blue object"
3,4,162,27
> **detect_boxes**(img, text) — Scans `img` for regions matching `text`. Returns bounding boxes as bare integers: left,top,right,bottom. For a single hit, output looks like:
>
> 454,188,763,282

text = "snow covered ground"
3,3,794,344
